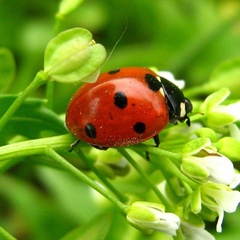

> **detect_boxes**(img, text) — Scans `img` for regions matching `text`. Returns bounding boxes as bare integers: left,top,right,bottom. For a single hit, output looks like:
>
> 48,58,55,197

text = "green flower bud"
195,128,218,142
182,147,234,185
217,137,240,162
58,0,84,17
181,156,210,180
182,138,211,156
126,201,180,236
200,88,240,127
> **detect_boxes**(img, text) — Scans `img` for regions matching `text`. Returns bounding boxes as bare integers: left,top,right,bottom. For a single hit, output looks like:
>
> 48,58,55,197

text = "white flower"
158,71,185,89
182,148,235,185
201,182,240,232
215,101,240,123
230,172,240,189
126,201,180,235
181,222,216,240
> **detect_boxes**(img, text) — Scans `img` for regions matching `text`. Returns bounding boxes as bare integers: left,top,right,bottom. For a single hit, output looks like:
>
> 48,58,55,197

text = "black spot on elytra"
85,123,97,138
133,122,146,134
108,69,120,74
114,91,128,109
145,73,161,92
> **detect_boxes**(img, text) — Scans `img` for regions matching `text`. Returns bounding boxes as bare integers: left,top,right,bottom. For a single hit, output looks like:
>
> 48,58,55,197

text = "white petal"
158,71,185,89
230,173,240,188
214,189,240,212
182,223,216,240
216,101,240,121
199,154,234,185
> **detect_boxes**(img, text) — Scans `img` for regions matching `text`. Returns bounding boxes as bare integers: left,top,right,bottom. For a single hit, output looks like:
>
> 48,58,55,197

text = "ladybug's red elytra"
66,67,192,149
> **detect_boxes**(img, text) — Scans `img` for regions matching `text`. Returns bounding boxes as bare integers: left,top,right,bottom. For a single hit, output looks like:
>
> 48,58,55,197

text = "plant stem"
150,151,198,190
0,227,16,240
117,148,170,208
45,81,55,109
0,71,48,132
75,148,129,203
46,148,128,214
0,134,73,162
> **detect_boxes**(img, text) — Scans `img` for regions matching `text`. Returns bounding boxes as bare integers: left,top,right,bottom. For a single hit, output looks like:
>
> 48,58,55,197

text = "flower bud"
217,137,240,162
126,201,180,236
200,88,240,127
182,148,234,185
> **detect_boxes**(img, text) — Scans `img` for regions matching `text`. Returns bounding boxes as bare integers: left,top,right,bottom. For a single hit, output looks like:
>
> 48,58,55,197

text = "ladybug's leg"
153,134,160,147
69,139,81,152
91,145,109,150
145,134,160,160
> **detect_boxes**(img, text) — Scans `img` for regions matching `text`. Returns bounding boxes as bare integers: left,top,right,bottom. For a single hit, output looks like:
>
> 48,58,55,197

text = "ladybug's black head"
179,98,192,126
159,77,192,127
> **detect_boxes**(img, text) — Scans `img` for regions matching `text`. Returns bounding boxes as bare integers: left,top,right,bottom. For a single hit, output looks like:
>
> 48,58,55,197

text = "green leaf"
0,175,73,240
0,48,15,93
44,28,107,83
0,96,66,144
217,137,240,162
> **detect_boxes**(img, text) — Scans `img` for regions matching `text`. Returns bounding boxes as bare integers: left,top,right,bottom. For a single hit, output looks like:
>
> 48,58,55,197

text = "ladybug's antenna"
105,18,128,63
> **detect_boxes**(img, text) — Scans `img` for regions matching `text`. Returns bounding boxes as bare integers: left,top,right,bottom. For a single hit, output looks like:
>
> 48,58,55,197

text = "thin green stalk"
0,227,16,240
45,81,55,109
117,148,170,209
0,134,73,162
0,71,48,132
149,150,198,190
75,148,128,203
46,148,128,214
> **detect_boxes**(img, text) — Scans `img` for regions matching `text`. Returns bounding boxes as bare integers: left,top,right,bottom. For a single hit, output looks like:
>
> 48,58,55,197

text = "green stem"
117,148,170,208
149,150,198,190
46,148,128,214
0,227,16,240
132,144,181,162
0,134,74,162
75,148,128,203
45,81,55,109
0,71,48,132
54,13,64,35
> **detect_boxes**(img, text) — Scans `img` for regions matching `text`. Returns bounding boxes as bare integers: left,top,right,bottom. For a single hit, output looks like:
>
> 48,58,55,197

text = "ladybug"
66,67,192,149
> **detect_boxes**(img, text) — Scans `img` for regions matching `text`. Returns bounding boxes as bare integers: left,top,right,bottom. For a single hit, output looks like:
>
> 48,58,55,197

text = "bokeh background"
1,0,240,239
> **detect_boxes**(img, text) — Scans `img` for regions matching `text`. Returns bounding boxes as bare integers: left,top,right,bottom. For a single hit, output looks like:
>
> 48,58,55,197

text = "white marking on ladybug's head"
180,102,186,117
159,87,165,97
156,76,161,82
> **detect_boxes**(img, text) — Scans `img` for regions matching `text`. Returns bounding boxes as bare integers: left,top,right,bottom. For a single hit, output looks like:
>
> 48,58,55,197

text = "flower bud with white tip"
126,201,180,236
182,138,235,185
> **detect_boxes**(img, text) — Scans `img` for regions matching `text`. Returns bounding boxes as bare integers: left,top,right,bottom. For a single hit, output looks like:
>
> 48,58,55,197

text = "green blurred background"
1,0,240,239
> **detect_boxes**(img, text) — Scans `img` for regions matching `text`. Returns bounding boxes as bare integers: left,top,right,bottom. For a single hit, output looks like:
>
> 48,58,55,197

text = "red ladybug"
66,67,192,149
